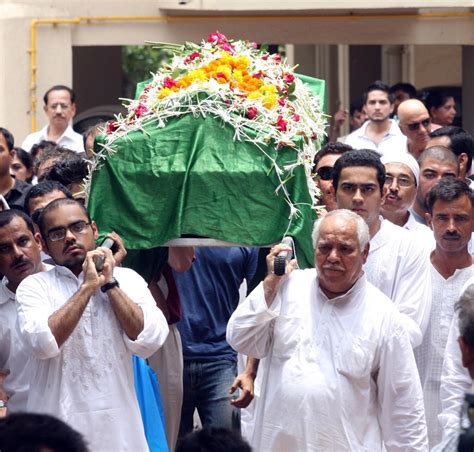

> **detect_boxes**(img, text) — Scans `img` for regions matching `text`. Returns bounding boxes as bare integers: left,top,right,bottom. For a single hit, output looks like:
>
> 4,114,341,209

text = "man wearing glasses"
21,85,84,154
312,142,353,212
15,198,169,451
398,99,432,159
380,151,434,244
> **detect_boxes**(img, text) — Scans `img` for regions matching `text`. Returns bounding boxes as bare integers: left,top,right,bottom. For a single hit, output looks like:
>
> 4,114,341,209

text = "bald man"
398,99,432,159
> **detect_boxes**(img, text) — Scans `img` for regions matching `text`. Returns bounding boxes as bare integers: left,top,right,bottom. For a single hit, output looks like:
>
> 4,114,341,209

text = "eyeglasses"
384,175,415,187
404,118,431,131
47,220,91,242
317,166,334,181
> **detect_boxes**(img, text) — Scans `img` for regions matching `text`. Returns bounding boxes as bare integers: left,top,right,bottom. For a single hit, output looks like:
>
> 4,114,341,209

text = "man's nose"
353,188,364,203
64,228,76,242
12,244,24,259
328,248,340,262
447,217,457,233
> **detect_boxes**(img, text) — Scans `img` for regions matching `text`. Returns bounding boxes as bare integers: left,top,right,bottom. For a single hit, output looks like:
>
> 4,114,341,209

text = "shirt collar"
317,272,366,305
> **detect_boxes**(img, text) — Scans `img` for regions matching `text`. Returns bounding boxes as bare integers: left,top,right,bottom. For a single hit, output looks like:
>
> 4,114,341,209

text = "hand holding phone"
95,237,115,272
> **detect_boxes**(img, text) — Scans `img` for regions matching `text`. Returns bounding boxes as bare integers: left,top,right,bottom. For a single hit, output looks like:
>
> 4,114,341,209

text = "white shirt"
414,265,474,447
0,270,50,411
227,270,428,452
404,211,436,251
440,299,474,439
16,265,169,452
21,124,84,153
365,219,432,347
345,119,407,155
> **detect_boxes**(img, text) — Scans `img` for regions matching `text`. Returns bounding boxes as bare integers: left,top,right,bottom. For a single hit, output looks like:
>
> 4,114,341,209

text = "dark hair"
30,140,57,164
82,121,106,151
43,85,76,105
425,90,453,111
176,428,251,452
332,148,386,194
429,126,473,170
349,97,364,117
426,177,474,214
313,142,353,171
35,146,77,178
363,80,394,105
13,147,34,182
38,198,91,239
0,209,35,235
0,127,14,151
25,180,73,215
419,145,460,173
42,157,89,188
389,82,417,99
0,412,88,452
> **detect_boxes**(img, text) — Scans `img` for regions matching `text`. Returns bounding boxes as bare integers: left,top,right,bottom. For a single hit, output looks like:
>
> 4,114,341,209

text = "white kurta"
227,270,428,452
0,280,33,411
16,265,169,452
404,212,436,251
365,218,432,347
414,265,474,447
439,293,474,440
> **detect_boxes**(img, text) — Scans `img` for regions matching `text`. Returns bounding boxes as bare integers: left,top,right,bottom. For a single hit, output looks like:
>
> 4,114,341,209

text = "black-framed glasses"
405,118,430,131
317,166,334,181
384,175,415,187
47,221,91,242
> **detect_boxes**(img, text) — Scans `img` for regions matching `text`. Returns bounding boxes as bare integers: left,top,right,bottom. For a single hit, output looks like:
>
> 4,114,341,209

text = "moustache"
442,232,461,240
63,242,83,253
11,257,30,269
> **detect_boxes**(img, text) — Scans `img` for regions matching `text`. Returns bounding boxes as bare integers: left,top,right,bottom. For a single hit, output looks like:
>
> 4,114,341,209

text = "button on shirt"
345,120,408,155
22,125,84,153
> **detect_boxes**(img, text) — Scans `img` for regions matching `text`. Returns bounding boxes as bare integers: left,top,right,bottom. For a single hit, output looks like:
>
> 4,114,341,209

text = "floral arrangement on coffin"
90,32,326,215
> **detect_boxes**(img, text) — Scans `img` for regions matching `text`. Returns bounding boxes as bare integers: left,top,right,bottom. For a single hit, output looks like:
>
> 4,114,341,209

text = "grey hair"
456,282,474,347
312,209,370,252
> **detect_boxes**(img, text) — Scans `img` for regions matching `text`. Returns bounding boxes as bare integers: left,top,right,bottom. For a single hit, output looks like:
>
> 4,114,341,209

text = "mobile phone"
95,237,115,272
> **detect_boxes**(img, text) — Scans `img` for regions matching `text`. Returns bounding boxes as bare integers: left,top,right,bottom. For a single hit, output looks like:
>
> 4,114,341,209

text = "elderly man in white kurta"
227,209,428,452
413,178,474,447
333,148,432,347
16,198,169,452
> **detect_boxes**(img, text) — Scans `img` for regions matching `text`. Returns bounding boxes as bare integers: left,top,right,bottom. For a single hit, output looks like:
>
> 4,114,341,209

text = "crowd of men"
0,80,473,452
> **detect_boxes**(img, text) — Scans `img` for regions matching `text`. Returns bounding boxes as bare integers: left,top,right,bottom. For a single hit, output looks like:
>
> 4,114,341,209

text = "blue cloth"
179,360,240,436
133,355,169,452
174,247,258,362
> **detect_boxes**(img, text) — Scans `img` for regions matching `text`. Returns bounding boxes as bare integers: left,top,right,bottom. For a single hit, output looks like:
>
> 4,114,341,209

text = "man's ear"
71,102,77,118
458,153,468,176
91,221,99,241
34,232,43,252
361,242,370,264
425,212,433,230
380,185,389,206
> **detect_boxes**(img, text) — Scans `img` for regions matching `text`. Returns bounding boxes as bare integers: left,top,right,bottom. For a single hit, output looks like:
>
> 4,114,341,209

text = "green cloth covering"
89,77,325,269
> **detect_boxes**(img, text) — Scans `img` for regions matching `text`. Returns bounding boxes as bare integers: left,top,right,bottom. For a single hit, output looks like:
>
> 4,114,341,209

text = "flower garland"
89,32,326,221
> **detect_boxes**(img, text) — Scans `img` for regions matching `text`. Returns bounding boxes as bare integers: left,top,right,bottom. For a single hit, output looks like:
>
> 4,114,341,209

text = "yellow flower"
158,87,173,99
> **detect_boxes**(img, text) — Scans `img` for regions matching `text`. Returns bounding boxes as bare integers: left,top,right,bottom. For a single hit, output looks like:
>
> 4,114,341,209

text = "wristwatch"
101,277,120,293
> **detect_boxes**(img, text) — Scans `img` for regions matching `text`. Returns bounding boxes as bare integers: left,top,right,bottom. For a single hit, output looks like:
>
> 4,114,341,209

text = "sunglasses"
405,118,430,131
317,166,334,181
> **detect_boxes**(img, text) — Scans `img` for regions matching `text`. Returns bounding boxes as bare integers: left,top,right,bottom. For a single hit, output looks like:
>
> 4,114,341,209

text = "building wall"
1,0,472,142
